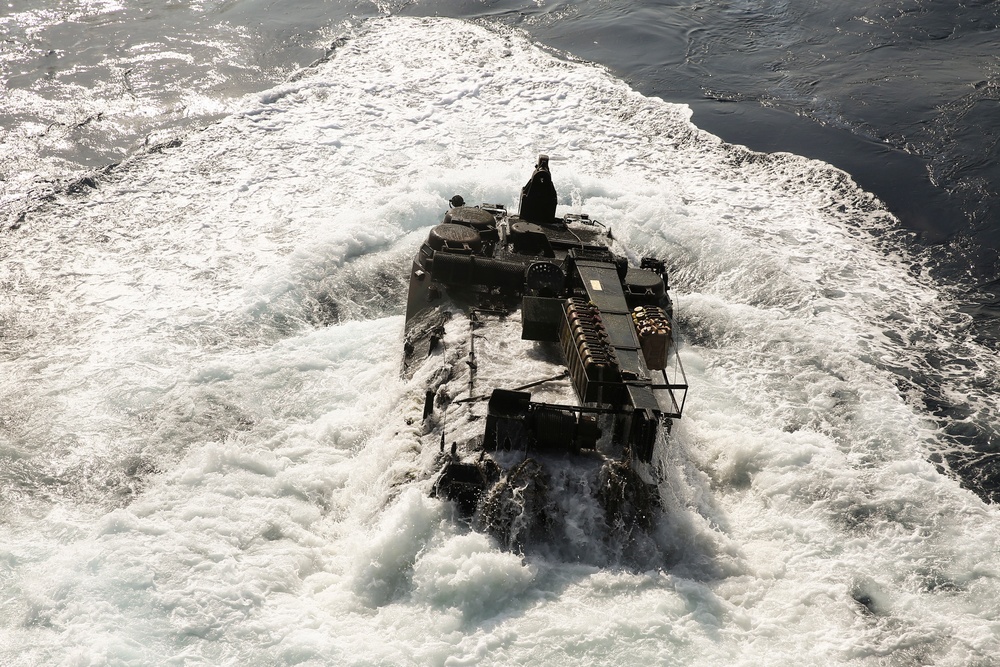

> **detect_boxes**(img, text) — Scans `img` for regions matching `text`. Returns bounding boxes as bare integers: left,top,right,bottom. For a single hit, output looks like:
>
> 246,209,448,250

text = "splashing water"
2,17,999,667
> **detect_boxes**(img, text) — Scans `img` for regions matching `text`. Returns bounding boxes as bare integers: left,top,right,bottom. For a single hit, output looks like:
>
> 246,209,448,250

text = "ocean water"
2,3,1000,665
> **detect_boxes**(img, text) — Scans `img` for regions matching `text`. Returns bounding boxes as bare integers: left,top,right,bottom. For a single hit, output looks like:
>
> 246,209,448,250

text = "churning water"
2,5,1000,666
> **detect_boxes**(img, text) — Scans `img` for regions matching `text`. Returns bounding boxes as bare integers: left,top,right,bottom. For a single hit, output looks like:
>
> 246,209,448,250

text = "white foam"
2,15,999,667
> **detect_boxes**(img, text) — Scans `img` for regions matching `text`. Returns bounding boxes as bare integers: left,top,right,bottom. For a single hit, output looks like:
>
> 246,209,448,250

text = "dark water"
410,4,1000,275
481,2,1000,316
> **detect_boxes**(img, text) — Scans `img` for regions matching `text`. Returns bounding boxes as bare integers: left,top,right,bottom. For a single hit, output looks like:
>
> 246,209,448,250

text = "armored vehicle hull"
403,157,688,551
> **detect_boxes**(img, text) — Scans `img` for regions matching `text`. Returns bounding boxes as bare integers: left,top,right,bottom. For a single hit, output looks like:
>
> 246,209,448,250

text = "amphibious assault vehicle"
403,156,687,549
